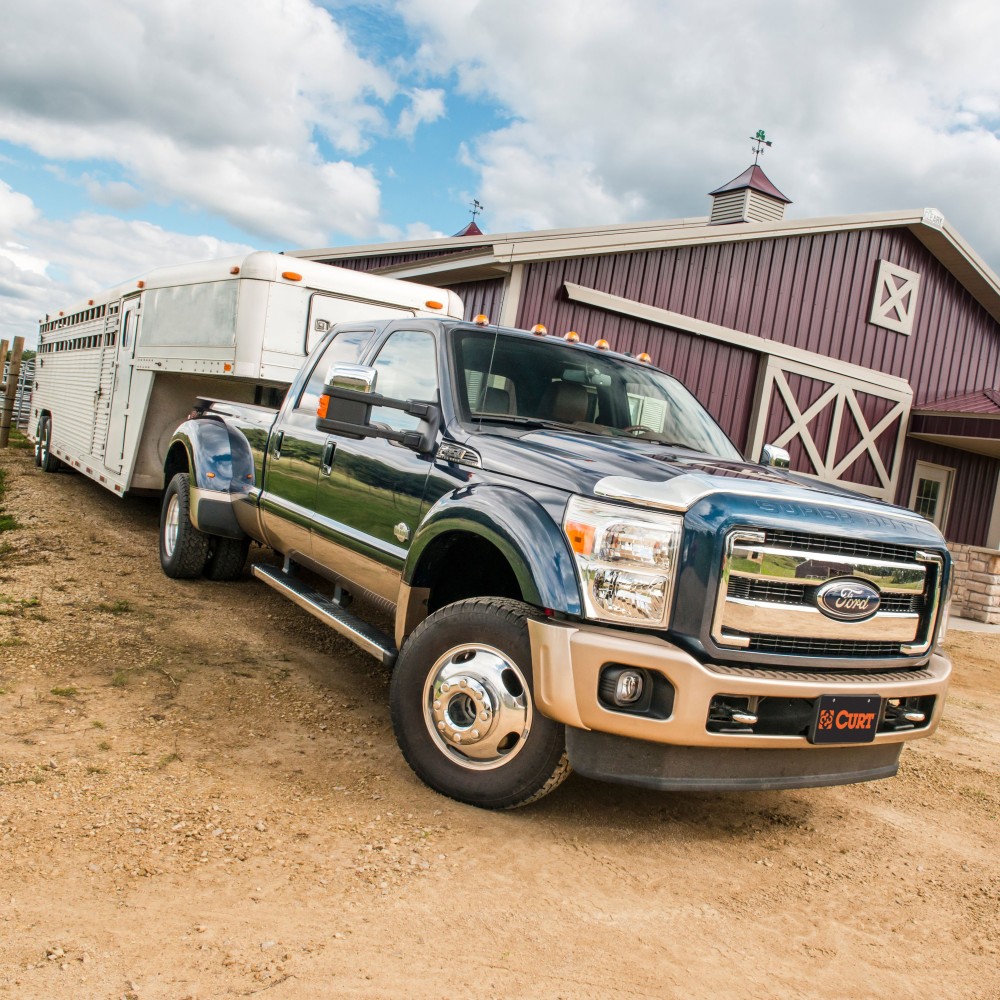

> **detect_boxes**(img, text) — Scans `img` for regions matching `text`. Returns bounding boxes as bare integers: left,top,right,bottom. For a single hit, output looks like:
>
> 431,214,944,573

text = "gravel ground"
1,440,998,1000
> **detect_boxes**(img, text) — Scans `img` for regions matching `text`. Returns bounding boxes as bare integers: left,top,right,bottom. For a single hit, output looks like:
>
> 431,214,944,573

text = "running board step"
252,563,397,668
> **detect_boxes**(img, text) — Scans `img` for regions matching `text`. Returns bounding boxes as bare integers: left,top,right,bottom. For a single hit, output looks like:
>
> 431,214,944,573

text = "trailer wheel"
37,416,62,473
160,473,210,579
204,536,250,581
390,597,570,810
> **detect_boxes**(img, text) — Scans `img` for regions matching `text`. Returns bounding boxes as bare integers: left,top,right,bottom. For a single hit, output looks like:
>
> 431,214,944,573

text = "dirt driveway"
0,441,998,1000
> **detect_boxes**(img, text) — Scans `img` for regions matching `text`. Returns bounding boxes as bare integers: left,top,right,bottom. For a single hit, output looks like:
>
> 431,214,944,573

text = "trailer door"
103,296,141,473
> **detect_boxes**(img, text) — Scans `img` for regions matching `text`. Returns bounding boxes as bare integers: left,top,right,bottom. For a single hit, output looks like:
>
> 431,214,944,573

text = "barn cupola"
708,164,792,224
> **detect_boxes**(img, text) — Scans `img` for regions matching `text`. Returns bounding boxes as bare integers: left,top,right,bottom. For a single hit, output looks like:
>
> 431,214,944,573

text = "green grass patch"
50,686,78,698
97,740,111,751
0,467,19,533
91,719,106,729
5,428,32,450
95,599,132,614
157,751,182,768
110,670,129,688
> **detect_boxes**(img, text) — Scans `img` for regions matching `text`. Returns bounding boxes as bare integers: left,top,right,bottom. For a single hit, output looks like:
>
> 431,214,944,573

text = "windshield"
452,328,742,460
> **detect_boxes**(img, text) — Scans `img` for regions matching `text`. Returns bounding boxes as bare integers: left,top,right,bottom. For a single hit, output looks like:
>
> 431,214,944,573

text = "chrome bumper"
528,618,951,749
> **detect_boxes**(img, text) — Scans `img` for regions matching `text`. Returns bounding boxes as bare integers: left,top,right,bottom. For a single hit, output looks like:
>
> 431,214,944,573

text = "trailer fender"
166,418,251,540
400,484,581,631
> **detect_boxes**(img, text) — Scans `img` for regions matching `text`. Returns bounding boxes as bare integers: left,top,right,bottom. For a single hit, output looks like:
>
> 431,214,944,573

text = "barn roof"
289,207,1000,325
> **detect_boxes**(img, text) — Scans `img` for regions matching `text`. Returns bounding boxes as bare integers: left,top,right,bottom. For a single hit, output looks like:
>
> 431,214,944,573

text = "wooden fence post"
0,336,25,447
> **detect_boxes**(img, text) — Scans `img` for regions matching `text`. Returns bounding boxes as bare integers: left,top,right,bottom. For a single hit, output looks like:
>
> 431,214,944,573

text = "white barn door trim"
748,355,912,500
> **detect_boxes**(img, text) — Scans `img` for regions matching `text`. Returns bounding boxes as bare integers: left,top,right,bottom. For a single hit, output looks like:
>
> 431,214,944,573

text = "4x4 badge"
815,578,881,622
394,522,410,543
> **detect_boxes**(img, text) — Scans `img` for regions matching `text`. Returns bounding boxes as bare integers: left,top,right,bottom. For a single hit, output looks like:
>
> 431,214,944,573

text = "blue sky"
3,0,1000,347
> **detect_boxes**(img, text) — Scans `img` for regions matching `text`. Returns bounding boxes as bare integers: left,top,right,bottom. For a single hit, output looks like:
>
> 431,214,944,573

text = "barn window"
870,259,920,335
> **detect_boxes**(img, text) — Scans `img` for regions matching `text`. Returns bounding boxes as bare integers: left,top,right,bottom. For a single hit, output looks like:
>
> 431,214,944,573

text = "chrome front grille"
712,528,943,660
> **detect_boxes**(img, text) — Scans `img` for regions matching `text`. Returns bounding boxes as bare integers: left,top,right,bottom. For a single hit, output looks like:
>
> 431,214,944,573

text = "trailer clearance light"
425,300,444,310
137,281,145,288
563,496,682,628
230,266,240,275
281,271,303,282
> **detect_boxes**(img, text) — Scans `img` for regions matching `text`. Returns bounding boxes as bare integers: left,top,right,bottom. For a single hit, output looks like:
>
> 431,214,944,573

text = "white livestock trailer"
28,251,464,495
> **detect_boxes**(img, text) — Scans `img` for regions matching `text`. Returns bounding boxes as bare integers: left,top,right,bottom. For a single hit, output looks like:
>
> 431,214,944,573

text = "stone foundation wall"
948,543,1000,624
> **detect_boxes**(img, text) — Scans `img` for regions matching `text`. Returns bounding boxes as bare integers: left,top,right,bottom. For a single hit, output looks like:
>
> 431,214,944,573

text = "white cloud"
0,184,252,348
0,0,400,245
397,88,446,140
399,0,1000,269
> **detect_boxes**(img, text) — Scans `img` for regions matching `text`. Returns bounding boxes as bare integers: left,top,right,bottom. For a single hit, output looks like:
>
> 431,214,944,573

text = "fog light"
615,670,644,705
599,666,648,708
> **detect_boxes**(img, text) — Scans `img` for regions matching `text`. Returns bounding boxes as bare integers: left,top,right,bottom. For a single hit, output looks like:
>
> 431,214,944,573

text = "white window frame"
909,461,954,531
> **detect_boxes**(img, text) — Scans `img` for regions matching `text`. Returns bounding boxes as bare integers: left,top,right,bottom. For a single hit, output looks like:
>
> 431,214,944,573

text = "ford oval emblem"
815,578,881,622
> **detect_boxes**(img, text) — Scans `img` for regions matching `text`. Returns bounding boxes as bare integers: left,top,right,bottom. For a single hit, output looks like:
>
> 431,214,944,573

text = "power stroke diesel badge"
815,578,881,622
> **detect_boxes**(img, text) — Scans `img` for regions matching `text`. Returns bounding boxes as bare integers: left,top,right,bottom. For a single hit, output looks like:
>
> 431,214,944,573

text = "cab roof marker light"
531,323,548,337
281,271,303,282
637,352,652,364
474,314,490,326
564,331,580,342
594,339,610,351
230,266,240,275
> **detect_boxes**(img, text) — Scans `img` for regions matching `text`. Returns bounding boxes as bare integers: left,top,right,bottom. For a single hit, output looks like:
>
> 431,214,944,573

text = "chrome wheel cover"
422,643,532,770
163,493,180,558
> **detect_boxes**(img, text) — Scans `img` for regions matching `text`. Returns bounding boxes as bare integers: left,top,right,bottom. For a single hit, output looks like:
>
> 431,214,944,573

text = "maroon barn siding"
896,440,999,545
447,278,506,322
515,228,1000,406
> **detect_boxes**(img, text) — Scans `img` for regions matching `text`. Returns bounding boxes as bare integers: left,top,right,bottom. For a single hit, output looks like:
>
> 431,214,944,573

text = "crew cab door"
312,327,439,603
259,326,377,562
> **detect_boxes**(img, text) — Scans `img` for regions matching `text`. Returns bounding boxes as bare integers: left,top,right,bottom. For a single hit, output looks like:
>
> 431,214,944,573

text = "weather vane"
470,199,484,221
750,129,773,165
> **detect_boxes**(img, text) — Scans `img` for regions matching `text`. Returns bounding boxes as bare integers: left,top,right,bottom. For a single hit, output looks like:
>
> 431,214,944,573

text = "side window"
371,330,438,432
296,328,375,414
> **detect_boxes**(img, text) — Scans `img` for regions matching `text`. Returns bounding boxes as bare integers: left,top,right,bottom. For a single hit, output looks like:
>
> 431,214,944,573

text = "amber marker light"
563,330,580,342
281,271,303,282
425,300,444,310
531,323,548,337
137,280,145,288
317,394,330,419
88,299,94,305
594,339,610,351
637,352,652,364
474,314,490,325
230,266,240,275
223,363,232,372
564,520,595,556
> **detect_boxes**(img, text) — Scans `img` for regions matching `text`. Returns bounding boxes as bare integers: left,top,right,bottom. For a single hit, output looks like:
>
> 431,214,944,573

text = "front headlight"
563,495,683,627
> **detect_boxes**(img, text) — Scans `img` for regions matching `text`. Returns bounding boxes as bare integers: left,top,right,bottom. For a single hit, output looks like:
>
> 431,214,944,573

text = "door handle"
273,430,284,459
321,439,336,475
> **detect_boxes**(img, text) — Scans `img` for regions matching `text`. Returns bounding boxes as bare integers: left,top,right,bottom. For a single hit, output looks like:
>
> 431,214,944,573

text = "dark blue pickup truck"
158,317,952,808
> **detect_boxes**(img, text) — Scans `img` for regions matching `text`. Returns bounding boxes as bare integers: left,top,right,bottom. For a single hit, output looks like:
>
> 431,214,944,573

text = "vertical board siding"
446,278,506,322
897,440,1000,546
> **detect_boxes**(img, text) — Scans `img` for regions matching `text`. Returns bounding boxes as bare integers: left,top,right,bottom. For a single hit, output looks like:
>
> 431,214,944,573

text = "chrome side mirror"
760,443,790,468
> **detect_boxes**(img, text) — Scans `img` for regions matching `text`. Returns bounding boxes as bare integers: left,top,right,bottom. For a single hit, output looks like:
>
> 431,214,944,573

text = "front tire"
159,473,210,579
390,598,570,809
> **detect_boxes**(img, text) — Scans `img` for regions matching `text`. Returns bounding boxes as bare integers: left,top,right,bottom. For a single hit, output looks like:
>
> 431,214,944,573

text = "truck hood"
466,426,927,524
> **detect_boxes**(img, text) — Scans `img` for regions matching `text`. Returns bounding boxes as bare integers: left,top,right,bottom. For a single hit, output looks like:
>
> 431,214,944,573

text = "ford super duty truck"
158,316,952,809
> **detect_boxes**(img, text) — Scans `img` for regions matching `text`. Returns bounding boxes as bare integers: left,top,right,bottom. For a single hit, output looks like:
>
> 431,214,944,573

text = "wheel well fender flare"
404,485,581,615
164,418,253,539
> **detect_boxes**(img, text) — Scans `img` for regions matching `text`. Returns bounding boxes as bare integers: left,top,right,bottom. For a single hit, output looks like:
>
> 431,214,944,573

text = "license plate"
809,694,881,744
